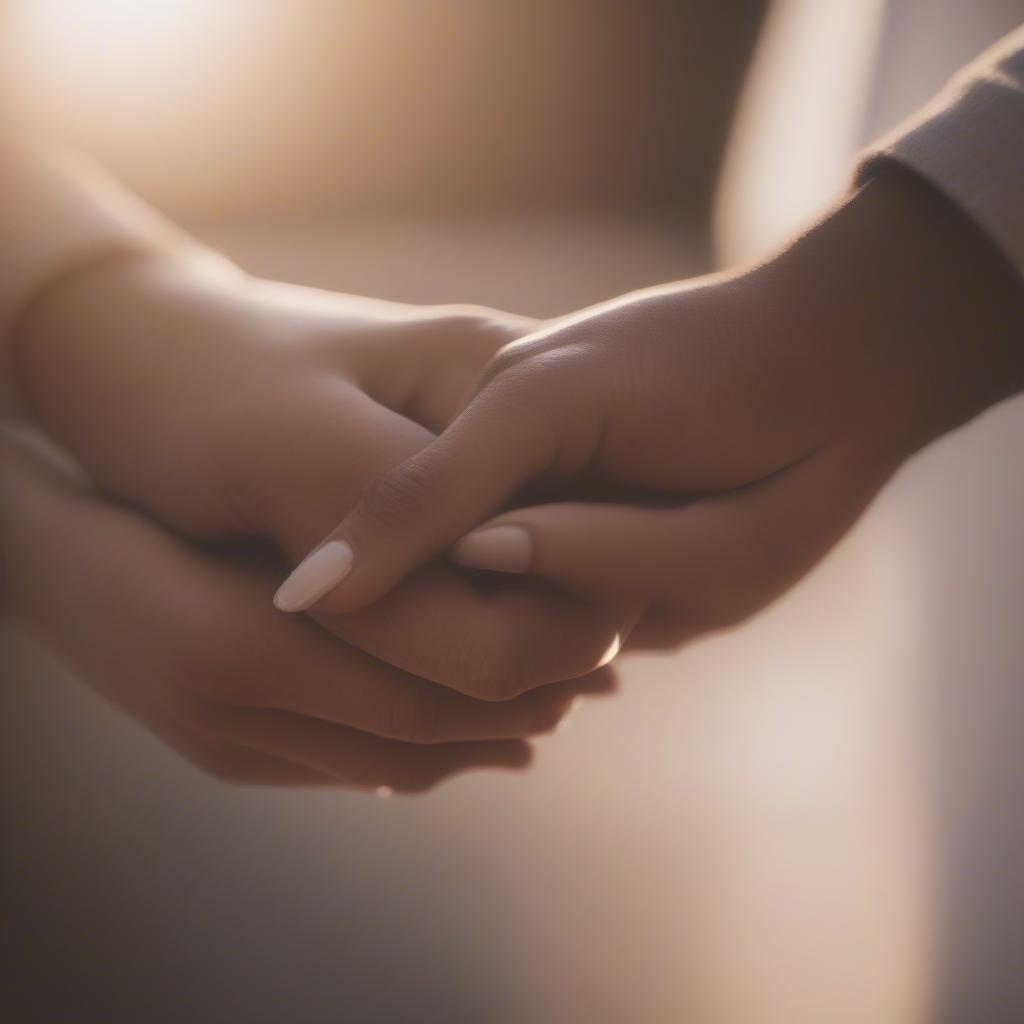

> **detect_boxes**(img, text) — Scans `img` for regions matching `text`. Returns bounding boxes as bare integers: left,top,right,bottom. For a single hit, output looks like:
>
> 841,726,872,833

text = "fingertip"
451,524,533,573
553,695,585,734
273,539,353,612
573,664,620,697
408,741,535,794
442,739,534,773
492,739,534,770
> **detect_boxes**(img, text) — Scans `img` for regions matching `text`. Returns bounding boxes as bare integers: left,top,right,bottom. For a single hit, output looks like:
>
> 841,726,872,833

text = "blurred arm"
858,25,1024,278
0,142,229,416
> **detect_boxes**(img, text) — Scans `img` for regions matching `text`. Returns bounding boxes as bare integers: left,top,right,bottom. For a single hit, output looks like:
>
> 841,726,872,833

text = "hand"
0,430,611,791
13,263,623,695
298,165,1024,649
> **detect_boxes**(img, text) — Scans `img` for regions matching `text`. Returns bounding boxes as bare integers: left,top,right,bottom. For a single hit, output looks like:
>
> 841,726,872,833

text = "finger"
272,387,559,615
219,603,610,743
273,642,598,744
313,562,624,699
163,532,601,743
203,704,534,795
451,500,722,602
349,306,542,432
133,685,337,787
164,729,337,787
450,446,887,641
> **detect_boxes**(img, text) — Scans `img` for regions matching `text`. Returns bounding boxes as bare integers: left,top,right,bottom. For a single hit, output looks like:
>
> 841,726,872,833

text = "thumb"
272,393,558,614
450,502,702,603
450,447,886,642
449,498,761,652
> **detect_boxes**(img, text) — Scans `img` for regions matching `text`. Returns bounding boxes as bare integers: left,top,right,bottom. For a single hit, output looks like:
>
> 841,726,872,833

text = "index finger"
272,385,560,615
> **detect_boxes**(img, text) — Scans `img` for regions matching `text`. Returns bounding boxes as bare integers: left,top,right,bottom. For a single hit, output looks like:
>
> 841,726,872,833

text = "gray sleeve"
857,25,1024,277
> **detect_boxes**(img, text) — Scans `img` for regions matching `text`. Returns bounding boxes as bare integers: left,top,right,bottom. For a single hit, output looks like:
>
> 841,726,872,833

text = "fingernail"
273,540,353,612
452,525,532,573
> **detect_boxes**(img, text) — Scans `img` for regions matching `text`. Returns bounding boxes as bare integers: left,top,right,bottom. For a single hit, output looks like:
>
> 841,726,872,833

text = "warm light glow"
8,0,272,124
7,0,286,212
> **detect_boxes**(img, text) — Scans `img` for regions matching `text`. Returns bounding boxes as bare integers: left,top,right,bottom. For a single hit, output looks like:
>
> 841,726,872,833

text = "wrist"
771,162,1024,463
11,254,266,534
1,146,232,419
13,246,242,414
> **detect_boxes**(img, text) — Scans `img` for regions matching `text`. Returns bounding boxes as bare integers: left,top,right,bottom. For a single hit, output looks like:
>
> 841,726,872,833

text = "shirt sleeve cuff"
856,28,1024,279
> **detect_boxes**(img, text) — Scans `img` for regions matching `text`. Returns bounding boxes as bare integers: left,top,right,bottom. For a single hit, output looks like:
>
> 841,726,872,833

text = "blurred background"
1,0,763,306
2,1,1024,1022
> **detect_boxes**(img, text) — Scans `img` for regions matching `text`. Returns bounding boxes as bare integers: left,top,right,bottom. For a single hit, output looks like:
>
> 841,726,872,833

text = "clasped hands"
9,164,1024,791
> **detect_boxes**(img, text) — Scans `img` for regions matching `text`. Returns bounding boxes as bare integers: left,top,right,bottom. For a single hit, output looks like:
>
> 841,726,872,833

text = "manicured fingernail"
273,540,353,612
452,525,532,573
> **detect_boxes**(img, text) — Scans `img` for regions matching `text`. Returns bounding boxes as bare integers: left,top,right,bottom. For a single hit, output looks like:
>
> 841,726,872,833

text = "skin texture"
0,430,612,791
12,264,622,696
306,165,1024,651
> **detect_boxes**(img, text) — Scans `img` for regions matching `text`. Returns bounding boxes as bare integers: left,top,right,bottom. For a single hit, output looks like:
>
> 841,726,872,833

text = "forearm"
762,162,1024,462
0,143,231,418
7,253,267,542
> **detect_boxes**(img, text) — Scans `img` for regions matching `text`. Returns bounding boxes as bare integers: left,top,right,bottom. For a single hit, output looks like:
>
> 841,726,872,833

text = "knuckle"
487,350,556,394
484,345,529,383
357,457,439,530
476,338,563,398
472,383,561,473
429,307,528,363
431,304,506,333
